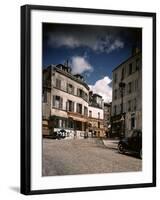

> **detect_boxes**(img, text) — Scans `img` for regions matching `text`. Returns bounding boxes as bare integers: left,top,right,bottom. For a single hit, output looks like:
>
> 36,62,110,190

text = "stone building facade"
111,49,142,137
103,102,112,137
42,64,105,138
88,93,105,138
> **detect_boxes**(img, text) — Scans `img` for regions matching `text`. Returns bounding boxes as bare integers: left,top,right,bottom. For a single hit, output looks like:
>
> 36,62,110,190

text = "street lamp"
119,82,126,138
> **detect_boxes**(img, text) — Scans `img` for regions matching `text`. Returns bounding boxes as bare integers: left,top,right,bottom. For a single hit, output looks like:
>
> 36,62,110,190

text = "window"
77,88,83,97
128,82,132,94
121,67,125,80
129,63,132,75
75,121,82,131
128,100,131,111
114,105,117,115
89,110,92,117
54,118,59,128
84,106,88,116
135,79,138,90
134,98,137,110
114,73,117,83
131,113,135,129
62,120,66,128
68,118,74,129
84,93,88,101
98,112,100,119
114,89,117,100
98,122,100,128
76,103,82,114
56,79,61,89
67,83,74,94
77,90,88,101
136,58,140,71
42,90,47,103
54,118,66,128
84,122,87,131
53,96,63,109
67,100,74,112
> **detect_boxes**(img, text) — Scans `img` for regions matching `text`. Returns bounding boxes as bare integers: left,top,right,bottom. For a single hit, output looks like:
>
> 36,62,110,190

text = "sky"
43,23,142,102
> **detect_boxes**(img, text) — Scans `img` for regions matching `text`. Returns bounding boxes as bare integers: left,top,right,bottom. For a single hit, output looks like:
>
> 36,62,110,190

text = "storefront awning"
68,113,88,122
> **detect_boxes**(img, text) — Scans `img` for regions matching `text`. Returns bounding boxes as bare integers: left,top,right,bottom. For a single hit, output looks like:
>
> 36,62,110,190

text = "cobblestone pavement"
42,138,142,176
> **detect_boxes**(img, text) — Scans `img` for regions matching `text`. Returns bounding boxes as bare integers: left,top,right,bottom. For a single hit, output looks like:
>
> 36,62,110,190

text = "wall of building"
50,88,88,117
103,103,111,136
42,64,107,138
112,53,142,114
88,106,105,137
111,52,142,137
43,65,91,138
42,89,51,119
88,106,104,119
51,66,89,116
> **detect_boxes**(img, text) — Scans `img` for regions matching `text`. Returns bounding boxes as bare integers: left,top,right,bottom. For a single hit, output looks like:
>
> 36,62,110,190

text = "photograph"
42,23,142,176
21,5,156,194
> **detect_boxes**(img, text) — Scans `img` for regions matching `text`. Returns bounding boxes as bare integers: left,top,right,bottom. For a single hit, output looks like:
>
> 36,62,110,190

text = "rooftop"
92,93,102,98
112,51,142,73
44,64,90,90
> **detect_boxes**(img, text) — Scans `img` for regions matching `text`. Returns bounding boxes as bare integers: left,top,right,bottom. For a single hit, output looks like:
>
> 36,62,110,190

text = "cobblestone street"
42,138,142,176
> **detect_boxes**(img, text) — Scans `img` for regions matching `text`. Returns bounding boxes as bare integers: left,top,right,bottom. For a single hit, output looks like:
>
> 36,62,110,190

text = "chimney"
132,46,140,56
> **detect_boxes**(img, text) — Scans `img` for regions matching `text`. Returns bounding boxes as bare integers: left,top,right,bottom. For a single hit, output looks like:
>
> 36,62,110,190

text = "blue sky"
43,23,141,102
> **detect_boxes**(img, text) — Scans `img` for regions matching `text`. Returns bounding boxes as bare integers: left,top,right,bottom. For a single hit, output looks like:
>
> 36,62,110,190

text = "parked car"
118,129,142,158
57,129,66,139
50,129,66,139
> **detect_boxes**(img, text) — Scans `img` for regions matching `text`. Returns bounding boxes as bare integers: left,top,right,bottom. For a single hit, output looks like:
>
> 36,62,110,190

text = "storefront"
111,113,126,138
48,114,88,138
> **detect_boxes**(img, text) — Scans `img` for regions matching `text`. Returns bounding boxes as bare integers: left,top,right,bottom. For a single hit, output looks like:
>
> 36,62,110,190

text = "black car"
118,129,142,158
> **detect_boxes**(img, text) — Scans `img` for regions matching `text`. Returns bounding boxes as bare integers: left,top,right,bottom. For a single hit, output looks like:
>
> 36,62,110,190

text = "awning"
68,113,88,122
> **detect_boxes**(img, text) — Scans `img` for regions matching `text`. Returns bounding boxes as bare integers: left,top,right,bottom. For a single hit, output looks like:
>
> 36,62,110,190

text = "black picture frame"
21,4,156,195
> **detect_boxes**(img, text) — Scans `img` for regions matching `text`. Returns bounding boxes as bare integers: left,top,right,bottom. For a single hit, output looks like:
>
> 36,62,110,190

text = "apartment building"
111,48,142,137
42,64,90,138
88,93,105,138
103,102,112,137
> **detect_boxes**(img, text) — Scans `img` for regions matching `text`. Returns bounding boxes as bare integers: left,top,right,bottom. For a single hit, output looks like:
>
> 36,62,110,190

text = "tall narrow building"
88,93,105,138
111,48,142,137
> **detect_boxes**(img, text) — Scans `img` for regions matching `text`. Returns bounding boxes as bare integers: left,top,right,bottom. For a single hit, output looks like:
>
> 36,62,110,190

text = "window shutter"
60,97,63,109
52,96,55,107
76,103,79,113
72,102,74,112
132,81,134,92
66,101,68,111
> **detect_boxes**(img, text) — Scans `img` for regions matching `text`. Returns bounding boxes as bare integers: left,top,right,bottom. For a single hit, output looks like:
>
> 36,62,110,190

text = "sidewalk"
102,139,119,150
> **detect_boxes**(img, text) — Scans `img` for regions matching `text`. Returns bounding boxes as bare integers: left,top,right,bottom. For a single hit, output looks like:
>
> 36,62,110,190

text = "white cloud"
70,56,93,75
106,39,124,53
48,32,124,54
49,35,81,48
89,76,112,103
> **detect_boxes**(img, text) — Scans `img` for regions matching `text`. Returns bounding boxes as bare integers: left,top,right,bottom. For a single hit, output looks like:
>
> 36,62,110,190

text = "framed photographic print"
21,4,156,195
